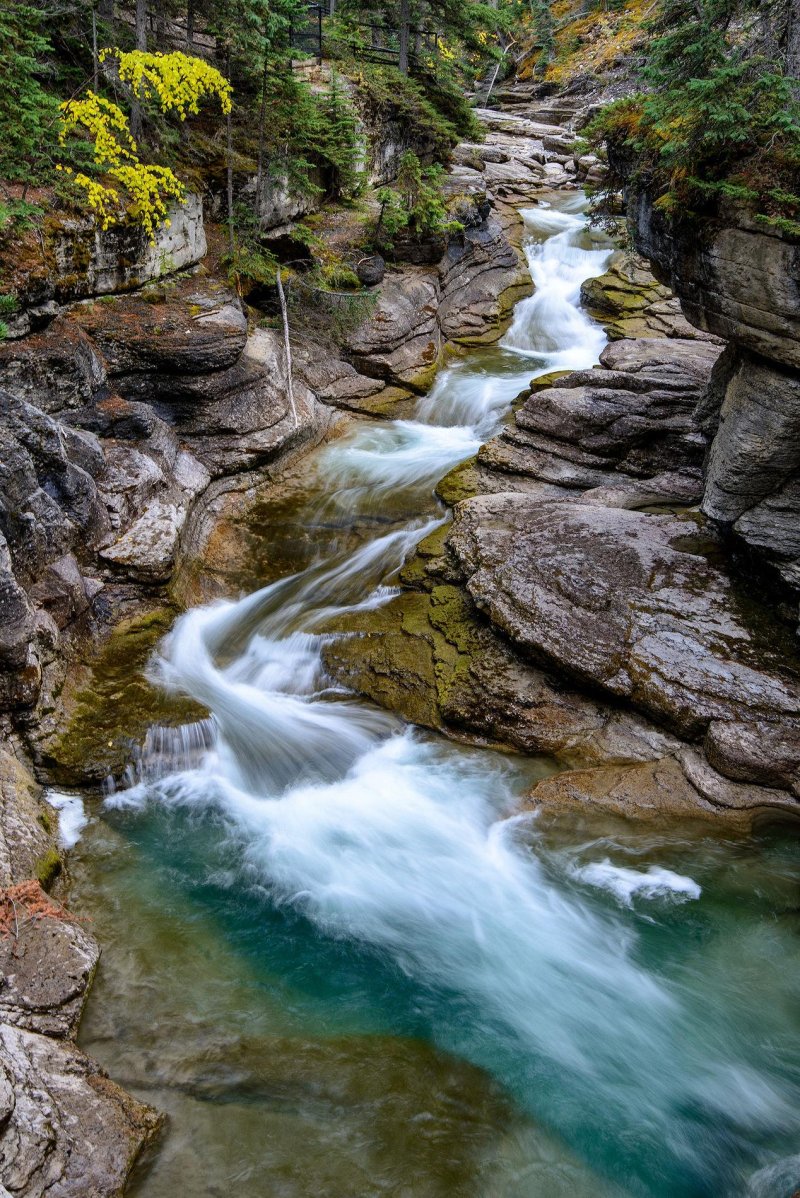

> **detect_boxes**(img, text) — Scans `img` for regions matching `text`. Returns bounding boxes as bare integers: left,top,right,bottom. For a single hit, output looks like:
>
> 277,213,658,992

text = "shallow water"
68,195,800,1198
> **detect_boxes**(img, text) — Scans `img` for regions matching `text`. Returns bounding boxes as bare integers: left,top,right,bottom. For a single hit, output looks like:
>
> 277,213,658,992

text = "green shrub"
375,151,464,248
322,262,361,290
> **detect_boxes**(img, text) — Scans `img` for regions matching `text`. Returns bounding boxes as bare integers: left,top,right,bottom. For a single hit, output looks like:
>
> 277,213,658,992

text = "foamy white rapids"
502,199,612,371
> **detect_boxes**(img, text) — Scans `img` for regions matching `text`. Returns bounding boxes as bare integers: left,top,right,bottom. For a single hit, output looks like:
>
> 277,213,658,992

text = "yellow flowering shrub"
57,50,231,242
100,49,232,118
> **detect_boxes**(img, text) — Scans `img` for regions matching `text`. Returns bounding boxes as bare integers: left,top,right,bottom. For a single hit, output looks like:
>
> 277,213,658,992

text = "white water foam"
501,201,612,373
45,790,88,848
571,859,702,907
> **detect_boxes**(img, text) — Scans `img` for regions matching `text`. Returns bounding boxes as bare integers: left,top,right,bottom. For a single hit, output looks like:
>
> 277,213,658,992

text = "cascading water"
75,195,800,1198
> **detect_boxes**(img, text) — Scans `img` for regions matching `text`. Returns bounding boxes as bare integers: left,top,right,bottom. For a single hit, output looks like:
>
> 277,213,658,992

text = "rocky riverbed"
1,89,798,1192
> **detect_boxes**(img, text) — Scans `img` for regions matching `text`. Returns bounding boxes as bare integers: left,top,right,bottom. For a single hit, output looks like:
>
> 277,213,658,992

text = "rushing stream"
66,195,800,1198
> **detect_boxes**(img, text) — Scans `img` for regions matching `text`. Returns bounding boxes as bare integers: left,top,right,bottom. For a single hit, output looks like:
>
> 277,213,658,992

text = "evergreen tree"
0,4,60,192
528,0,554,64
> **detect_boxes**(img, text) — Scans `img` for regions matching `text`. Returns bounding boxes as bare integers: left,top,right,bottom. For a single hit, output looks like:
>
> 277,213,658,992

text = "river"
63,194,800,1198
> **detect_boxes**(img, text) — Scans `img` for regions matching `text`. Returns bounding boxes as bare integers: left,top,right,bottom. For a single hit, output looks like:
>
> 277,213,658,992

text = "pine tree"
0,4,60,191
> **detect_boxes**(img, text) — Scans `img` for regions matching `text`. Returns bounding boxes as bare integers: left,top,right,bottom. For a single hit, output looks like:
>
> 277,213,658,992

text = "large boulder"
630,197,800,367
0,1021,161,1197
69,283,247,377
345,273,442,391
438,217,531,345
4,195,206,327
479,337,720,494
446,494,800,790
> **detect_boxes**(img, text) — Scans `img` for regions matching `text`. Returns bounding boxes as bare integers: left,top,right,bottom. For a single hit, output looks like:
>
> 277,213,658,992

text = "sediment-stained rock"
0,906,98,1039
0,752,162,1193
525,754,794,826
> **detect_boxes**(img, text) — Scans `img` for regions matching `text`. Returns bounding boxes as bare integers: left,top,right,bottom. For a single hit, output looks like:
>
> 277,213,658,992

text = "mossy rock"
435,458,483,506
320,584,504,737
45,607,207,786
35,847,63,890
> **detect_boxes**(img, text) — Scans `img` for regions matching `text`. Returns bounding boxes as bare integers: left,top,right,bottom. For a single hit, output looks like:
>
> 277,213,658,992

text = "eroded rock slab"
0,906,97,1039
479,337,720,494
446,495,800,787
0,1022,161,1198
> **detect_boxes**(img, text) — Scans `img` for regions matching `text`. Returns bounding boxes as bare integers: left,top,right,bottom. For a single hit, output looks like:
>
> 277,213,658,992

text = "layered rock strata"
0,109,579,1191
627,194,800,605
323,328,800,822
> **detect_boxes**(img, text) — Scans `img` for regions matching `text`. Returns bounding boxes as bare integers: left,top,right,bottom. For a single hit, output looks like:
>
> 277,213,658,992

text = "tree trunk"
276,269,298,429
787,0,800,92
226,49,235,256
91,4,98,89
255,48,269,222
398,0,410,73
155,0,166,45
131,0,147,142
135,0,147,48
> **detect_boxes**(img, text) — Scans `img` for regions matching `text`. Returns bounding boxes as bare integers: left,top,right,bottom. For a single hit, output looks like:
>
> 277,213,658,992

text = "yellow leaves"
100,48,232,118
60,92,139,164
108,163,185,241
71,174,120,229
57,49,231,242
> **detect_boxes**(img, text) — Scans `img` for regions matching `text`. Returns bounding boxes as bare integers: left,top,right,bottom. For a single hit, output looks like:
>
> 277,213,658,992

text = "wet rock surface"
447,496,800,751
0,750,161,1194
0,1021,161,1198
480,336,720,501
626,190,800,612
323,254,800,819
580,251,720,343
0,114,561,1191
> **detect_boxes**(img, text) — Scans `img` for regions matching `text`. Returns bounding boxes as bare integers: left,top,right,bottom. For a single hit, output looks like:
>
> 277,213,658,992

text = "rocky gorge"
0,102,603,1191
0,66,799,1198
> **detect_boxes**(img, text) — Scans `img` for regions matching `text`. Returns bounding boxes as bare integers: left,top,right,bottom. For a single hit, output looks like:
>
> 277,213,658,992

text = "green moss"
320,582,489,732
37,808,55,835
530,370,574,391
35,847,62,890
47,606,207,785
435,458,483,506
322,263,361,290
